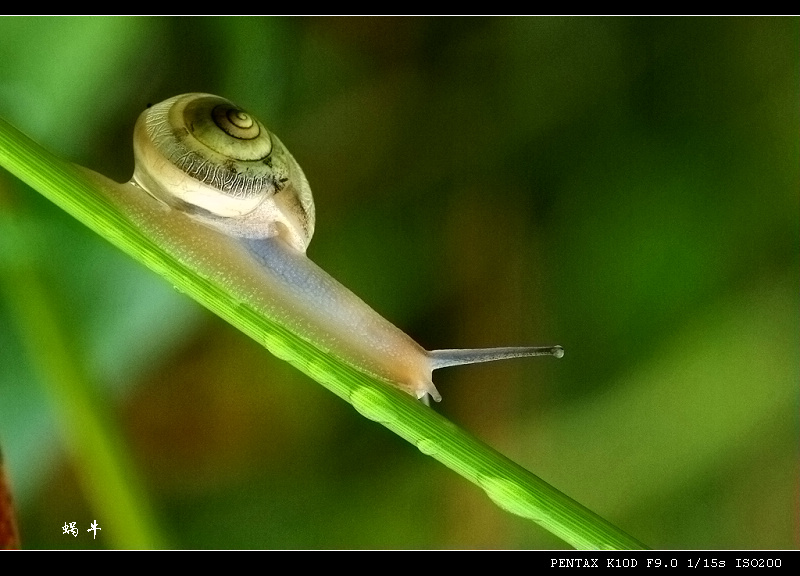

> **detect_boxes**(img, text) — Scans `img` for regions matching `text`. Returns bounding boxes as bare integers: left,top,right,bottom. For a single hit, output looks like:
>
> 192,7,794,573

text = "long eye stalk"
428,346,564,371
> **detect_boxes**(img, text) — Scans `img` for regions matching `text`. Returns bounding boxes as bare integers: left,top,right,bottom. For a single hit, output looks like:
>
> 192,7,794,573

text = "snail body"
116,93,562,402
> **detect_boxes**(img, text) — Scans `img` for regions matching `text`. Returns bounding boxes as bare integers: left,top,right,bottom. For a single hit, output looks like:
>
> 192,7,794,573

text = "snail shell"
124,93,562,402
132,93,314,253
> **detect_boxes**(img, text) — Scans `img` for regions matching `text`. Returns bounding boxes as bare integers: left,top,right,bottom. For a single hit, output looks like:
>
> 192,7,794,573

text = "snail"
117,93,563,402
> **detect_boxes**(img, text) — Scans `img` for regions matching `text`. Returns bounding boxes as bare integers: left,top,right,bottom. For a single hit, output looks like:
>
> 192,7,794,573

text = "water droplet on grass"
350,386,393,424
416,438,440,456
477,476,542,522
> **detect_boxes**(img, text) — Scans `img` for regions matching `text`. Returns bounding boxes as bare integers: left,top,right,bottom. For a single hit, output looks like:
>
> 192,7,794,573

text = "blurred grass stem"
0,200,166,549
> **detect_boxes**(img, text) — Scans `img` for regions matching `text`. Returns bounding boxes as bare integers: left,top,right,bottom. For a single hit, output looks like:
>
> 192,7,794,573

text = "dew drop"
416,438,440,456
349,386,393,424
477,476,543,522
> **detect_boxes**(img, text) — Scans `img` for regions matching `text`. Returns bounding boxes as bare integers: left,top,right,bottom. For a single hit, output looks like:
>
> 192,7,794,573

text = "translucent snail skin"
114,93,563,402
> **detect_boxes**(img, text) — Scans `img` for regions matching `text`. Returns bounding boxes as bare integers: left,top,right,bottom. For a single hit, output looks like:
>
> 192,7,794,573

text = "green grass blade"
0,214,167,549
0,115,647,550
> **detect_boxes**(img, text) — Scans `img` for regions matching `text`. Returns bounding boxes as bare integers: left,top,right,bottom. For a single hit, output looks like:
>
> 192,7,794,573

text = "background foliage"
0,16,797,549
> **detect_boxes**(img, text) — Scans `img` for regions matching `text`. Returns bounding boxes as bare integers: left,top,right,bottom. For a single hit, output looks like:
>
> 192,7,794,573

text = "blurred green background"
0,17,797,549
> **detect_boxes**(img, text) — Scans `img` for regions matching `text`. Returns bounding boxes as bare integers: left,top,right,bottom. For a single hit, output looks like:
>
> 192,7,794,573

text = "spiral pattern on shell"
144,94,283,202
132,93,316,250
